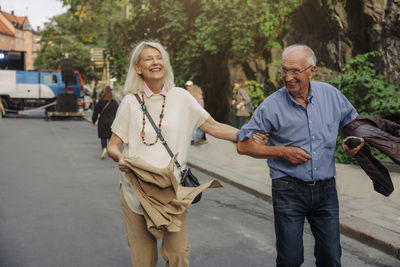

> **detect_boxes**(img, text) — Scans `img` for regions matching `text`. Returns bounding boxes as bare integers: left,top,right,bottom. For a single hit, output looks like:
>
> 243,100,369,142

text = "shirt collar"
143,83,167,97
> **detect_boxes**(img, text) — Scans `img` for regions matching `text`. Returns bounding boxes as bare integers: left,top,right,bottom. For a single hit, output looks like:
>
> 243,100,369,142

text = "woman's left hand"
253,132,269,145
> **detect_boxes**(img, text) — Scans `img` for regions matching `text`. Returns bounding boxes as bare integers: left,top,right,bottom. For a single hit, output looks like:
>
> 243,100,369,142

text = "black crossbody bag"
134,94,202,204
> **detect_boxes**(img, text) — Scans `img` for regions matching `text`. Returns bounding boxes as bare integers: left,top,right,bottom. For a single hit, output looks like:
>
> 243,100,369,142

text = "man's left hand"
342,136,365,155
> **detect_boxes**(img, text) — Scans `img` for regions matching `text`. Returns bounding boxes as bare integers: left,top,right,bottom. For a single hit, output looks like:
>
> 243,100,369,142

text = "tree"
36,0,301,121
35,19,99,82
35,0,130,83
107,0,300,122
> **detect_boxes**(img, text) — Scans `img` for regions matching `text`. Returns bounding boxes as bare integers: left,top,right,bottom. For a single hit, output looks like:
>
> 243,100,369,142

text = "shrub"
244,80,266,109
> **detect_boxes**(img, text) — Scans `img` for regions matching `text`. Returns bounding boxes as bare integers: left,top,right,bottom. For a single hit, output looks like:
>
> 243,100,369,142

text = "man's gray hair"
282,44,317,66
123,40,175,95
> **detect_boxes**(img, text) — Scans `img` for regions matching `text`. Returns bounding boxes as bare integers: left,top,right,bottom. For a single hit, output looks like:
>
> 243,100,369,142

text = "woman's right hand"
118,155,130,173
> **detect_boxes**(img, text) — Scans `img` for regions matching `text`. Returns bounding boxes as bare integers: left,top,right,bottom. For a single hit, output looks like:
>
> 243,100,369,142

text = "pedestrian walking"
106,40,267,267
92,86,119,159
188,84,207,145
237,44,363,267
231,79,251,129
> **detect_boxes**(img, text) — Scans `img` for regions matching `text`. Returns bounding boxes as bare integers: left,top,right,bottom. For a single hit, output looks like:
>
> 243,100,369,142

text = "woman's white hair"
123,40,175,95
282,44,317,66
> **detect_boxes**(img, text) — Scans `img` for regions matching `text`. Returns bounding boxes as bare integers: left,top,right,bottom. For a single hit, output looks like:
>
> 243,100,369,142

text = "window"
43,74,58,84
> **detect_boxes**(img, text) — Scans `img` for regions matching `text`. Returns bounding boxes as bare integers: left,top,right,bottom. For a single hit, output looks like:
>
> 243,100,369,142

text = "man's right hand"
281,147,312,164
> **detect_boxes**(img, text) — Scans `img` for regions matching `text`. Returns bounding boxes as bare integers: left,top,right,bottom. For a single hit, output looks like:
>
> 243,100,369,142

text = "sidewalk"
187,135,400,260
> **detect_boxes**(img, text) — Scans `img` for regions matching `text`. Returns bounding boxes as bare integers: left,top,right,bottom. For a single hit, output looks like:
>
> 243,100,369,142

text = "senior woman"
107,40,256,267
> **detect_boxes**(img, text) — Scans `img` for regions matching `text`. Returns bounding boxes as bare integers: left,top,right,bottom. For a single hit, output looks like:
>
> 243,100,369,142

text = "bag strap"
100,101,111,114
134,94,183,171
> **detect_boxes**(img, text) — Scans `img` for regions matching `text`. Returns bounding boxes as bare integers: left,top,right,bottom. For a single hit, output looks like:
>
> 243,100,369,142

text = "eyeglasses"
281,65,313,76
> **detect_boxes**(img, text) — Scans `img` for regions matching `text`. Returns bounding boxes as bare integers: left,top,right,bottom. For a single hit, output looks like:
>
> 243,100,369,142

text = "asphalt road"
0,116,398,267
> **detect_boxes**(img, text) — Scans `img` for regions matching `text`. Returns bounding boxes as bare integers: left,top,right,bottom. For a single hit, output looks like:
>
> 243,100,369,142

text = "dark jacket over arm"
342,115,400,196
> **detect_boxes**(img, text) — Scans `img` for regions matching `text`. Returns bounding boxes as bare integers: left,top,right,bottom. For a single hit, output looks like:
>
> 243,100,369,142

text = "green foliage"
107,0,301,85
61,0,129,46
330,51,400,117
36,0,301,120
331,51,400,163
244,80,266,109
103,0,300,121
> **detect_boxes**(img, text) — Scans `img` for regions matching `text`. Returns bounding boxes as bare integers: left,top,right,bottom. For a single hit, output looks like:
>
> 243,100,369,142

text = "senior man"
237,44,363,267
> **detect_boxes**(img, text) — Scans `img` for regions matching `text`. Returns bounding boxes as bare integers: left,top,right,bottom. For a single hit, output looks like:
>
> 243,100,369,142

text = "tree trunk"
241,61,257,81
197,52,231,123
262,49,277,95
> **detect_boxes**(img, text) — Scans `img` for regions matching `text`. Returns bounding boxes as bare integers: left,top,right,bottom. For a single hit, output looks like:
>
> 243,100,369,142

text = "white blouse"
112,87,210,214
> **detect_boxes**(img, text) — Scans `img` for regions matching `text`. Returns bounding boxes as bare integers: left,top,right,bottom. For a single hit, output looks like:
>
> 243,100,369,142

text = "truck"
0,69,90,117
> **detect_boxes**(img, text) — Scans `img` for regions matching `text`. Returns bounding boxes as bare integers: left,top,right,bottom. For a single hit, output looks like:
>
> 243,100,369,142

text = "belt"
280,176,333,187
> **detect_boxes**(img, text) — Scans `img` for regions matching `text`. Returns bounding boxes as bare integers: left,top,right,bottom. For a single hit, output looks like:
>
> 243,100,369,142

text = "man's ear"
309,65,317,79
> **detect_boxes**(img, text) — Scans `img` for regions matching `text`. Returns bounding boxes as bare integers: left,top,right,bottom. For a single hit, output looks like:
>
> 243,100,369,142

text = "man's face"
186,85,192,90
281,49,316,97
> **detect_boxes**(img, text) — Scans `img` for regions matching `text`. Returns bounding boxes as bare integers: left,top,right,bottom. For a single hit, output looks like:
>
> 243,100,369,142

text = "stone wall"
283,0,400,84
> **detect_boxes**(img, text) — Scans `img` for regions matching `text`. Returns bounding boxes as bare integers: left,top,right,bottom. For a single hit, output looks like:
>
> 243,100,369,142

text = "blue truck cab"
0,69,85,111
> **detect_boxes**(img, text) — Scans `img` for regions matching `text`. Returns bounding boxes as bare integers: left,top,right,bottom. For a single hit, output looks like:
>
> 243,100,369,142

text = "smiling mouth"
286,81,297,87
150,68,161,72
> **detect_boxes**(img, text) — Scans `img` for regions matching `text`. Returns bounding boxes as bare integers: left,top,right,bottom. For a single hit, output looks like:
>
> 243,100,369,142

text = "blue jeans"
272,177,341,267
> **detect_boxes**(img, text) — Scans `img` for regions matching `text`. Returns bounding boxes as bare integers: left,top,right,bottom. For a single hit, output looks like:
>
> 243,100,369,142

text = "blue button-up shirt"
237,81,358,181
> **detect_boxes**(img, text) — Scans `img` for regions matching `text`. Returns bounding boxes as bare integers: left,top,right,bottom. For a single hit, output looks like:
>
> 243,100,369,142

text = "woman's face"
135,47,165,82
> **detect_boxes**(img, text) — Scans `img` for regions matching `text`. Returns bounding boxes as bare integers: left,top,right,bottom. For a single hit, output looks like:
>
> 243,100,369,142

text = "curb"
188,161,400,260
340,217,400,260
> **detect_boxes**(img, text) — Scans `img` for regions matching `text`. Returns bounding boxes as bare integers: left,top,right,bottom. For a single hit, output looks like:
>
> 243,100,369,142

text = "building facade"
0,10,40,70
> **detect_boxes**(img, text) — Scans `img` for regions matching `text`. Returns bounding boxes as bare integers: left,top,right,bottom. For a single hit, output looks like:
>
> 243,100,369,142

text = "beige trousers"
120,189,190,267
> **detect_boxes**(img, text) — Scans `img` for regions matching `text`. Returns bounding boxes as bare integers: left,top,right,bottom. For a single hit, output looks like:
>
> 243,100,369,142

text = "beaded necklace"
140,93,166,146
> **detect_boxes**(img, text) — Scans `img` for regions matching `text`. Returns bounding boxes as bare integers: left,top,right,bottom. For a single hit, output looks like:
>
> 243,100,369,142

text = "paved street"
0,117,399,266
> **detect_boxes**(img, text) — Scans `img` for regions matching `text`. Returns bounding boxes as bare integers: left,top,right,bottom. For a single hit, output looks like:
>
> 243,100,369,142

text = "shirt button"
313,152,316,155
309,120,312,123
312,136,315,139
314,168,317,171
